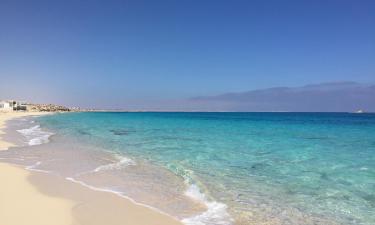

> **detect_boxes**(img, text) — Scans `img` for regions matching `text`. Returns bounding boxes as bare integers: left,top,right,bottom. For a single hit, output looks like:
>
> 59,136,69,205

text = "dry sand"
0,163,78,225
0,111,183,225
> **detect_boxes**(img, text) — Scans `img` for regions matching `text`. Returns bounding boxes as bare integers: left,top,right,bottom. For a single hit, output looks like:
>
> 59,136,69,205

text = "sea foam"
17,125,53,146
93,155,136,172
182,184,233,225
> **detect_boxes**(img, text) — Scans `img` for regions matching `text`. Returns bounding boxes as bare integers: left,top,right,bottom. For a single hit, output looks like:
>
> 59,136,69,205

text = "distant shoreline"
72,110,375,113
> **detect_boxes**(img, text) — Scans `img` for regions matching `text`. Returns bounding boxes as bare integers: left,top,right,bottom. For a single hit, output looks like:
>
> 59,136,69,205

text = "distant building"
0,101,13,111
0,100,27,111
14,101,27,111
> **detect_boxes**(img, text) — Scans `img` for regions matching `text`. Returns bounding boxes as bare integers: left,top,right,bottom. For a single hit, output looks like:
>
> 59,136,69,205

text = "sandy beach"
0,112,182,225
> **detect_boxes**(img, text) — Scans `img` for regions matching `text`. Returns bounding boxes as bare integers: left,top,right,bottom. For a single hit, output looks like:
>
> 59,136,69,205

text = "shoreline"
0,111,51,150
0,111,183,225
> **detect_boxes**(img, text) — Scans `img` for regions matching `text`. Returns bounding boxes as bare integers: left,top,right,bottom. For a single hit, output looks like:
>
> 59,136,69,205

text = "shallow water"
1,112,375,225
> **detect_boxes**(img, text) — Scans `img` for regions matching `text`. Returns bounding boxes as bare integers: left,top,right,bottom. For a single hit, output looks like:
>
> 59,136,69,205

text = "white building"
0,101,13,111
0,100,27,111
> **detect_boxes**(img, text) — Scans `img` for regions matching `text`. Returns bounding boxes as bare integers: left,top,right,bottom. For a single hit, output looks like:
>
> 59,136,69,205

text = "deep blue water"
36,112,375,225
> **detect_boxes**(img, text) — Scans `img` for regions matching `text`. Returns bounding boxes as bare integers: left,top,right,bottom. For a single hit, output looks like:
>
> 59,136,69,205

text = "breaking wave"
17,125,53,146
93,155,136,172
182,184,233,225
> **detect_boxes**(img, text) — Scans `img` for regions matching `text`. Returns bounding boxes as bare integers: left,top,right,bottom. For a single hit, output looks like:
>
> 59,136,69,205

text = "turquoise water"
20,113,375,224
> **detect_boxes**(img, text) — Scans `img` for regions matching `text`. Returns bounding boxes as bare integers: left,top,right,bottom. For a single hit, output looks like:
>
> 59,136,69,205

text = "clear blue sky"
0,0,374,108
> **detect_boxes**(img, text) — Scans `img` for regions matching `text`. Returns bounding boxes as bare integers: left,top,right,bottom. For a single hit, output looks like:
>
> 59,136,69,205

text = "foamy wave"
17,125,40,135
93,155,136,172
182,184,233,225
167,163,233,225
17,125,53,146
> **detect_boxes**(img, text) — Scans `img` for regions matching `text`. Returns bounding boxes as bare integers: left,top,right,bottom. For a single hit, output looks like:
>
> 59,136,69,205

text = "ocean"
1,112,374,225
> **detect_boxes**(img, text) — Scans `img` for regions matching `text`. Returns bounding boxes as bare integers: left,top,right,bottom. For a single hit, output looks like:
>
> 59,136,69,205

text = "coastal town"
0,100,75,112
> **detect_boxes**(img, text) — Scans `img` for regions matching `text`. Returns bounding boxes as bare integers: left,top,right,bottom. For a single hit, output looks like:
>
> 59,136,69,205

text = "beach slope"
0,112,182,225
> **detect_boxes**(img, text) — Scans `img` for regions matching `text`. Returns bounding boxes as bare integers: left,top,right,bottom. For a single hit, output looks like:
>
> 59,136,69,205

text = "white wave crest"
93,155,136,172
182,184,233,225
17,125,53,146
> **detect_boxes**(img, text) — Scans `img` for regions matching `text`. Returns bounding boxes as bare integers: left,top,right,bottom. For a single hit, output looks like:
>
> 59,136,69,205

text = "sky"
0,0,374,109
